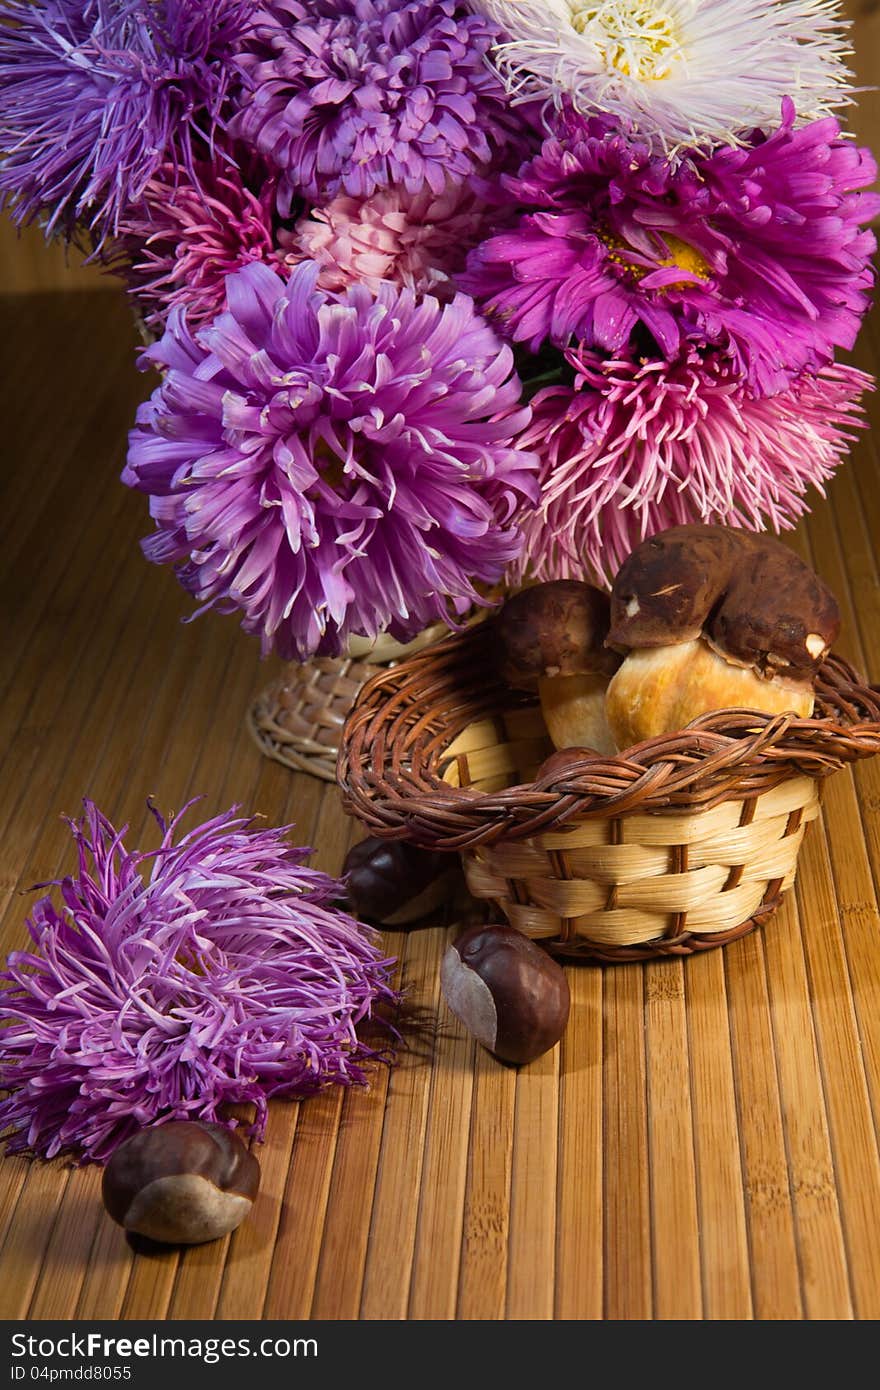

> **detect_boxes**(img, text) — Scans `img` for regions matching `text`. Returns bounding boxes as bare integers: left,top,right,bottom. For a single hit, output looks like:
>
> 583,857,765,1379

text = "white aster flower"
469,0,855,151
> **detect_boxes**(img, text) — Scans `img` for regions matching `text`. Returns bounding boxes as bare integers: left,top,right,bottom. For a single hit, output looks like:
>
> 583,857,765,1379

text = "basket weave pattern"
338,625,880,962
246,622,454,782
248,655,381,783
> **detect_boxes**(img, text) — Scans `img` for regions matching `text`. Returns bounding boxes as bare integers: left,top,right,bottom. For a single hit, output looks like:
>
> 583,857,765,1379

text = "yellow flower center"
600,230,711,287
569,2,680,81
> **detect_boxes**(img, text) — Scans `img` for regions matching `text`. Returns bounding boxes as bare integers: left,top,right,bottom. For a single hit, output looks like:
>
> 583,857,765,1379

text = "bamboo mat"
2,280,880,1323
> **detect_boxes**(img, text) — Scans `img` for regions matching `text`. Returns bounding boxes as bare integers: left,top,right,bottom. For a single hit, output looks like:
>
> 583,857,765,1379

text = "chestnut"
342,835,463,926
440,923,570,1065
101,1121,261,1246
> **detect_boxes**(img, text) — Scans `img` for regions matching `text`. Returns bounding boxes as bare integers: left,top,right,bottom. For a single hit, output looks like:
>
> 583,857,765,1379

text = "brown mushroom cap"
495,581,620,689
535,747,606,782
607,525,840,680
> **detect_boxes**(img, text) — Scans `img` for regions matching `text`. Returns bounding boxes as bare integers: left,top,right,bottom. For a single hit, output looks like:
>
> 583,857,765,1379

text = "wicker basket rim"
338,623,880,849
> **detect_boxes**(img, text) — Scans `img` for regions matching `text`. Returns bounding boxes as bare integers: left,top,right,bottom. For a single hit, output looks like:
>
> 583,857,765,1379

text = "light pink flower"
281,182,500,300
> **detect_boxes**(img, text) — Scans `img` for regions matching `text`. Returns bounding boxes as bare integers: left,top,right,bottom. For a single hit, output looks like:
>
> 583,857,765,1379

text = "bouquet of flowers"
1,0,877,665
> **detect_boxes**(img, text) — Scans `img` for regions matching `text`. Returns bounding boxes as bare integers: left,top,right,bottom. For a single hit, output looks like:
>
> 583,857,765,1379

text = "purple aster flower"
462,102,880,396
0,0,259,243
123,259,538,661
111,145,286,333
230,0,528,205
512,346,873,586
0,799,401,1163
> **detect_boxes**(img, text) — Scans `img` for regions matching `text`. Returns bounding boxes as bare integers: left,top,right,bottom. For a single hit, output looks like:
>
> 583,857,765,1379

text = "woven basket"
338,623,880,962
247,621,467,782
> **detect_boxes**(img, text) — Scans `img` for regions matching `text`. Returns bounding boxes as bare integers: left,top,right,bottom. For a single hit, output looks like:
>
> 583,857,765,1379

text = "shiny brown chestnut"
342,835,463,926
440,923,570,1065
101,1121,261,1246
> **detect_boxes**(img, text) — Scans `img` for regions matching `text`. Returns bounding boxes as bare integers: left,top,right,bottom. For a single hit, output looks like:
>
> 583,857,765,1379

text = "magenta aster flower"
113,148,285,332
513,347,872,586
279,180,503,301
462,102,880,396
0,0,258,243
230,0,527,204
123,260,538,661
0,799,400,1163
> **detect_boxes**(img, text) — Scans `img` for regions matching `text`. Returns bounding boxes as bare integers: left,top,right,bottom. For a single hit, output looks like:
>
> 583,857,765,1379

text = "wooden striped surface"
1,283,880,1322
0,217,108,295
1,0,880,1313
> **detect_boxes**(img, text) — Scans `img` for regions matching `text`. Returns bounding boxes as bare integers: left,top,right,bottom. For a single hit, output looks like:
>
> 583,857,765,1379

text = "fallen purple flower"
0,799,401,1163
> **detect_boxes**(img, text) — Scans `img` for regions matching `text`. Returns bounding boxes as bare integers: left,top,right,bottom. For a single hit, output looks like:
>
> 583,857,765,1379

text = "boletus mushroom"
604,524,840,749
495,580,621,753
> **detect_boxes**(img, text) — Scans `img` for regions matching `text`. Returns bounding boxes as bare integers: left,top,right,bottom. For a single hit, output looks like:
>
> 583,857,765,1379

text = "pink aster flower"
0,799,400,1163
462,102,880,396
114,149,286,333
279,181,503,300
123,259,538,661
513,348,873,586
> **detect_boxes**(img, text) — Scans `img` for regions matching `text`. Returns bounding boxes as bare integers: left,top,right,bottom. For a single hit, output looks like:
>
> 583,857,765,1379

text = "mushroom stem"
605,638,815,750
537,673,617,755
